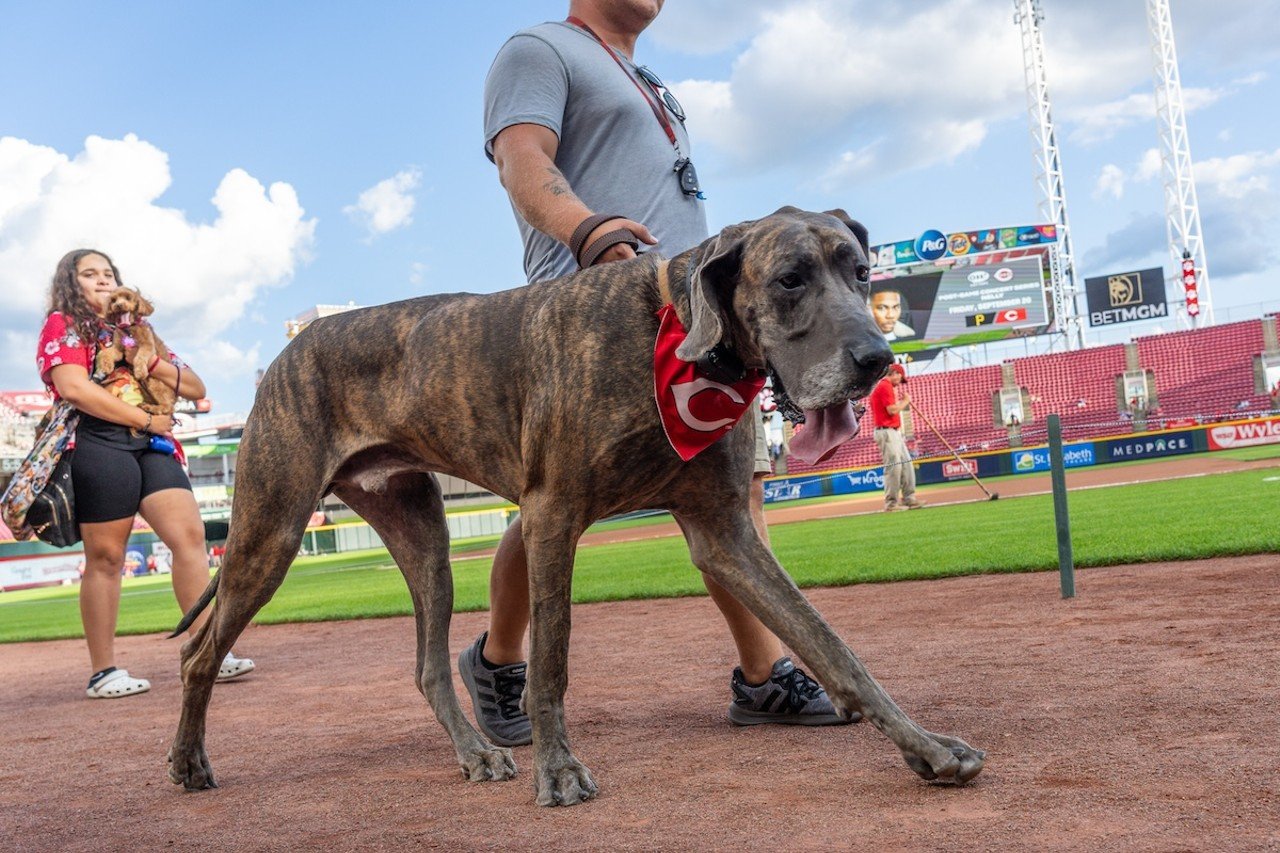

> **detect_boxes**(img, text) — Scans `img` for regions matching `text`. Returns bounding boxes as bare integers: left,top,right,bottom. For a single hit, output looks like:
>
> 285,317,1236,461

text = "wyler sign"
1208,417,1280,450
1085,267,1167,326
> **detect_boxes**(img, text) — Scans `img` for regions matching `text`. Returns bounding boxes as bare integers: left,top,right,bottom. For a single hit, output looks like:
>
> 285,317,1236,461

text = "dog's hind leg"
169,437,330,792
333,473,517,784
672,505,986,786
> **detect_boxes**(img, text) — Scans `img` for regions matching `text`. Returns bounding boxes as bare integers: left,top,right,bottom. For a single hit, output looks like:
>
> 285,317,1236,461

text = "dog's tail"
169,572,220,638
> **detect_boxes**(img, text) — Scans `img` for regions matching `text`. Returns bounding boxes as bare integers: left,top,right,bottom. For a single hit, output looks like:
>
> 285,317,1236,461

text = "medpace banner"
1102,432,1198,461
1085,267,1167,326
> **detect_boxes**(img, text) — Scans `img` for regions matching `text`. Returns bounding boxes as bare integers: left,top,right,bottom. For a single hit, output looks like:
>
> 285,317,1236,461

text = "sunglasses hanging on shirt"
634,65,686,122
567,16,706,199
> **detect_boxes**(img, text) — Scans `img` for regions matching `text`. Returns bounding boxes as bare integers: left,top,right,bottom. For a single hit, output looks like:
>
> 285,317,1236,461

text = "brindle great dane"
168,207,986,805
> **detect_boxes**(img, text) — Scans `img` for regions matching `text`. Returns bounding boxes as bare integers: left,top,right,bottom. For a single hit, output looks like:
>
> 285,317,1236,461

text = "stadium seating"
1136,319,1268,420
0,399,36,457
782,318,1273,474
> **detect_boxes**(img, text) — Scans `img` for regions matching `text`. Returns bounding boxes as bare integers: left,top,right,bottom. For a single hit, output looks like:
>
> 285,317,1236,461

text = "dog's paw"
459,745,517,783
534,755,598,807
901,730,986,785
168,744,218,791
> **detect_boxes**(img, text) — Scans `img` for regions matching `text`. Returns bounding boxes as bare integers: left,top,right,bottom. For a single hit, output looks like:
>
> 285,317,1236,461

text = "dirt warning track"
1,453,1277,850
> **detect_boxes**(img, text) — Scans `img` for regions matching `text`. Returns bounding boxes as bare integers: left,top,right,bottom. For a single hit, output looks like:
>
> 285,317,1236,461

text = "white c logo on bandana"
672,377,745,432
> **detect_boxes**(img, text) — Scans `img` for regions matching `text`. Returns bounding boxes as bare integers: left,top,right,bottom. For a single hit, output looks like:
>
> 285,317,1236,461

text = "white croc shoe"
218,652,255,682
86,669,151,699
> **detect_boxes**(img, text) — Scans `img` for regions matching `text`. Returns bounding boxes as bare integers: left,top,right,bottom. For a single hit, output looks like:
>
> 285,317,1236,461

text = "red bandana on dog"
653,304,765,461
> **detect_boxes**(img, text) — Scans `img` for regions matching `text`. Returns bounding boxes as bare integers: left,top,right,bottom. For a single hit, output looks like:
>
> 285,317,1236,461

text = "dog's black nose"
851,339,894,379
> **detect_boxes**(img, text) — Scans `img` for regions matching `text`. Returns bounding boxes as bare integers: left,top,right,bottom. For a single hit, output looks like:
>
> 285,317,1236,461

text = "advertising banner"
0,552,82,591
762,475,828,504
1103,433,1196,461
1207,417,1280,450
840,468,886,493
1084,267,1168,326
915,452,1005,484
0,391,52,414
1009,443,1097,474
871,255,1049,355
871,224,1057,271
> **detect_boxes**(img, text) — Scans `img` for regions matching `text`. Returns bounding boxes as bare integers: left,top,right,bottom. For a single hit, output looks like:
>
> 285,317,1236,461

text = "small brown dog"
95,287,176,417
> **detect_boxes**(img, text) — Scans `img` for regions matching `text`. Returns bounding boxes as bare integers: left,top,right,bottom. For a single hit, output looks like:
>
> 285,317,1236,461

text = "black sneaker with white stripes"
728,656,859,727
458,631,532,747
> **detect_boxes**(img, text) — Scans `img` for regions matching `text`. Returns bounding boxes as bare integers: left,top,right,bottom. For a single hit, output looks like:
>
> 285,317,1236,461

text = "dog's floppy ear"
676,226,745,362
824,208,870,259
134,290,155,317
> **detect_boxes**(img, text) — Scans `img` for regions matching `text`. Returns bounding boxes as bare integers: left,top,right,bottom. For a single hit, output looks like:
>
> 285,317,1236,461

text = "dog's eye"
855,264,870,282
775,273,803,291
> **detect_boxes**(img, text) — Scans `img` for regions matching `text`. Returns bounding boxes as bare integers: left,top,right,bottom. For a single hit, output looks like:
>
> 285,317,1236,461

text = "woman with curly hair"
37,249,256,698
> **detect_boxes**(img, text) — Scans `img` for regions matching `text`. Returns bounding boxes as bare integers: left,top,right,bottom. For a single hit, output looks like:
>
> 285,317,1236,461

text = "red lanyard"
566,16,679,150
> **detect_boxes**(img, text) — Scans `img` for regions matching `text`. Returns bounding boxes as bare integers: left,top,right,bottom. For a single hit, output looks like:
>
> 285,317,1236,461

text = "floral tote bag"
1,400,80,541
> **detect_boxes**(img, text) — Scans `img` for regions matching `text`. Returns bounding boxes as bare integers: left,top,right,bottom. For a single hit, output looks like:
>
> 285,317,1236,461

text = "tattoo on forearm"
543,166,571,197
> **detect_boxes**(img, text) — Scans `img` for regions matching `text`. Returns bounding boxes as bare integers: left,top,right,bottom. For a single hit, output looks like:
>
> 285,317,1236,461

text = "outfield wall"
764,413,1280,503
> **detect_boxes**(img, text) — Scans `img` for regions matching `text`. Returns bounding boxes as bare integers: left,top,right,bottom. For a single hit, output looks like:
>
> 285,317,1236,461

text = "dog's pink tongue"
789,401,862,465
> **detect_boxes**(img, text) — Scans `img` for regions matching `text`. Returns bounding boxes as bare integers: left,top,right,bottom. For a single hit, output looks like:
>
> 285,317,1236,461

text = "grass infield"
1,466,1276,643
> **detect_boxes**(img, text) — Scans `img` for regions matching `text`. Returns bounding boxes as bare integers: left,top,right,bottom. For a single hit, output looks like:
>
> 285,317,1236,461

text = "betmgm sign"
1085,267,1167,327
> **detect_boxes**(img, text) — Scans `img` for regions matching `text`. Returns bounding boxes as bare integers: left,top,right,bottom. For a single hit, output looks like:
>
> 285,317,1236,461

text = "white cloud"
658,0,1280,189
672,0,1024,183
1093,164,1126,200
185,339,262,396
1090,146,1280,282
1136,148,1163,181
1231,71,1267,86
409,261,427,286
1193,149,1280,199
344,168,422,238
0,134,315,386
1066,87,1226,145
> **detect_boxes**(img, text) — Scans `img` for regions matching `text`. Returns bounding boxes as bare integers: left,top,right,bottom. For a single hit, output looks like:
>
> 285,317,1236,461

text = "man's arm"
887,390,911,415
492,123,655,265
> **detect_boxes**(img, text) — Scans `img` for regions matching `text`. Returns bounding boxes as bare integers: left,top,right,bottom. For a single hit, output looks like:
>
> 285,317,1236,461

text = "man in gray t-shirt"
483,13,707,283
456,0,849,750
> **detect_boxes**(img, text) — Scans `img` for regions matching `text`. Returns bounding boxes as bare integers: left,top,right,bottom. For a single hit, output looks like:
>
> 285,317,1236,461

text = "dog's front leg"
522,502,597,807
133,335,158,381
96,334,124,376
675,507,986,786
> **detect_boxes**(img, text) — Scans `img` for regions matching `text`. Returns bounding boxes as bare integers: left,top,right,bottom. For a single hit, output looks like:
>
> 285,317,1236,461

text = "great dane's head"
676,206,894,411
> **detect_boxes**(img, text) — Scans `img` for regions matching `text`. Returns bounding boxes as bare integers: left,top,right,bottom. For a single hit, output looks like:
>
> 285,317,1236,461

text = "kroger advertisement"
869,255,1050,355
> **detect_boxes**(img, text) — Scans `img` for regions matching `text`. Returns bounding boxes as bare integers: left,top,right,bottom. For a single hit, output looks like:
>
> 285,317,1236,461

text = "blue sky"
3,0,1279,418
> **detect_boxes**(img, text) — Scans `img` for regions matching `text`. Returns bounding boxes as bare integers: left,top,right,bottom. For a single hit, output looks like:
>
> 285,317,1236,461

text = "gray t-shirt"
484,20,709,284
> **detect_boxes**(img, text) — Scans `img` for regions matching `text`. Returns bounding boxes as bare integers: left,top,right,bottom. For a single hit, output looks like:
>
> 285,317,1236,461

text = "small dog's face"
105,288,154,327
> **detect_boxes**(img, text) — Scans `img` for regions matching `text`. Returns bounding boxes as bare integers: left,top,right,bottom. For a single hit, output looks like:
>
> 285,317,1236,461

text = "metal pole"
1047,414,1075,598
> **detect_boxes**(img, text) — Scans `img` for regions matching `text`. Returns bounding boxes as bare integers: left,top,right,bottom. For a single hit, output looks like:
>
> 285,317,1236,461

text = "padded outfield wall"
762,413,1280,503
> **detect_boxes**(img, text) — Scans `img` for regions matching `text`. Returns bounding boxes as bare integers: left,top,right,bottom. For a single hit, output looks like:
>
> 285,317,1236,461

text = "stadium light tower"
1148,0,1212,325
1013,0,1083,349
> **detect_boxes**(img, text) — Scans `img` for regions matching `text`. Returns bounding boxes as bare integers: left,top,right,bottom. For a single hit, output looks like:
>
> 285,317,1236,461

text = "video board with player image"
869,251,1052,357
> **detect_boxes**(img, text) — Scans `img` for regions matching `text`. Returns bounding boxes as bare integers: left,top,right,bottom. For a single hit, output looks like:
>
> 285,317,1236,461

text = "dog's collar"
656,258,673,306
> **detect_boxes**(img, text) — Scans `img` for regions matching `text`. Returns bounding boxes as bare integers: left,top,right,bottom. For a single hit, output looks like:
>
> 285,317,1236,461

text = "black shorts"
71,415,192,524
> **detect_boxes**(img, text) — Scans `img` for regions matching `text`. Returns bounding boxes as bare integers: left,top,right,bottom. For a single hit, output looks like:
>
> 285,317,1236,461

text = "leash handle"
579,229,640,269
570,212,638,268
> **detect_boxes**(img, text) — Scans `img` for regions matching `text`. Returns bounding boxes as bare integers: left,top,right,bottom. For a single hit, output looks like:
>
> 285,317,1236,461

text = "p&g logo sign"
915,229,947,261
